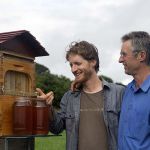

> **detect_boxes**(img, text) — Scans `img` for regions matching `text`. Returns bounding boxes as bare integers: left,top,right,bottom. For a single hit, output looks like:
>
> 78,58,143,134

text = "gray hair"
122,31,150,66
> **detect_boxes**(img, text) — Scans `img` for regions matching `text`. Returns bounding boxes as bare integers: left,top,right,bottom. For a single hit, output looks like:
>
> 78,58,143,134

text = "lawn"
35,131,66,150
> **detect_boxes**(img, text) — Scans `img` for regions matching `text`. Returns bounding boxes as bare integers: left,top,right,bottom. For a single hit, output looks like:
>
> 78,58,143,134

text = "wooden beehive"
0,30,49,136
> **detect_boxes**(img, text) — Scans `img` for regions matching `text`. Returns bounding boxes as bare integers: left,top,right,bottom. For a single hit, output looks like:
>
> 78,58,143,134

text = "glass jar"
32,98,49,135
13,97,32,135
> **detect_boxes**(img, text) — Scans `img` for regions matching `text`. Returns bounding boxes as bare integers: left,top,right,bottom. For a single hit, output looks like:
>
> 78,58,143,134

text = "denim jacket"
49,80,125,150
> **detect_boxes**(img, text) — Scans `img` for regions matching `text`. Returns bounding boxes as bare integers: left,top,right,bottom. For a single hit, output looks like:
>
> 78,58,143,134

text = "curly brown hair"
66,41,99,72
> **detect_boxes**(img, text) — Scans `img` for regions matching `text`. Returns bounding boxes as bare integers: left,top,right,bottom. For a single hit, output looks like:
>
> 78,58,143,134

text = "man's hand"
36,88,54,105
71,80,82,92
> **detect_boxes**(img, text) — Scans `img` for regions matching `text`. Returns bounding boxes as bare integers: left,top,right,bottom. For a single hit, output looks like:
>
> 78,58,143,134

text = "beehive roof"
0,30,49,57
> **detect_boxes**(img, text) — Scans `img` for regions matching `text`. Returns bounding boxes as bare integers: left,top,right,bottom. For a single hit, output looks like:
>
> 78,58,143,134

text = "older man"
118,31,150,150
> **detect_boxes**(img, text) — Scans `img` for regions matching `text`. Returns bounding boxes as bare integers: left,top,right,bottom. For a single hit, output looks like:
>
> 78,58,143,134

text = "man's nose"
119,56,123,63
71,65,77,73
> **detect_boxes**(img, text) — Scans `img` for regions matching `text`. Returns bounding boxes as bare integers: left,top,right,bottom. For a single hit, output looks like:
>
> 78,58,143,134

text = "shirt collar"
130,75,150,93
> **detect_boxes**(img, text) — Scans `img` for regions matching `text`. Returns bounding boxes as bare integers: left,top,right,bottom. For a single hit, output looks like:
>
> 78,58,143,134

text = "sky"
1,0,150,85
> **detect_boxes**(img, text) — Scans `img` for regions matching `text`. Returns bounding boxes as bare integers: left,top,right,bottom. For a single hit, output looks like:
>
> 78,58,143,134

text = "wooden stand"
0,137,34,150
0,135,60,150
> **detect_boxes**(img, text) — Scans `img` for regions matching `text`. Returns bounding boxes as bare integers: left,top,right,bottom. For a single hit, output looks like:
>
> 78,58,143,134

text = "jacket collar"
71,78,111,96
102,79,111,89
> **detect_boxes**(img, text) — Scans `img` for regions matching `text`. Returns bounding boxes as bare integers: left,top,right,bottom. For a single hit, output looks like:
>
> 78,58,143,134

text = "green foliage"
35,63,71,108
100,75,113,83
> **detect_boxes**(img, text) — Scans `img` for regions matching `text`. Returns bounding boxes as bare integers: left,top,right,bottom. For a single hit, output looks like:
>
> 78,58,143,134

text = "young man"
118,31,150,150
37,41,124,150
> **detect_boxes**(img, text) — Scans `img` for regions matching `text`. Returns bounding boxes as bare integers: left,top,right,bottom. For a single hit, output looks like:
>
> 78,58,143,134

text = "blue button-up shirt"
118,75,150,150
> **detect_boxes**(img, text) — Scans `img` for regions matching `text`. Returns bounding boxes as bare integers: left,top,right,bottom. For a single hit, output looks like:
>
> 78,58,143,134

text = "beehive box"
0,30,49,137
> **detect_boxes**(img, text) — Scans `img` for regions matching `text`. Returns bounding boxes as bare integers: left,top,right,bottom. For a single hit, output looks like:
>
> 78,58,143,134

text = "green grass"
35,131,66,150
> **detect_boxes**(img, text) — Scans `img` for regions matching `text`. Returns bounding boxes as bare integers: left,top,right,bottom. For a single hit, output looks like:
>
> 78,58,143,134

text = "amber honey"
32,98,49,135
13,97,32,135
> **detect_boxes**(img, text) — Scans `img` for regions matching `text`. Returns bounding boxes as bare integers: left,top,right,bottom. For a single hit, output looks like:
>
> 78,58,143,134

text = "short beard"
76,69,92,84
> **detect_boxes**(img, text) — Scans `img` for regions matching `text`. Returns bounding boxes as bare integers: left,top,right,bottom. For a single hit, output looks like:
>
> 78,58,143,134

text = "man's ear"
137,51,146,62
90,60,96,67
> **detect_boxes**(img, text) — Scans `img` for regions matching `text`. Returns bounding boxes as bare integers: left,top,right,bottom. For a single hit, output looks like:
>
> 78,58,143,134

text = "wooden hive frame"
0,52,35,136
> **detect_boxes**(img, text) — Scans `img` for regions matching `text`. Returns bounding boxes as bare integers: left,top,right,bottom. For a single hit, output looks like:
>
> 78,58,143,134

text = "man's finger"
36,88,45,96
46,91,54,97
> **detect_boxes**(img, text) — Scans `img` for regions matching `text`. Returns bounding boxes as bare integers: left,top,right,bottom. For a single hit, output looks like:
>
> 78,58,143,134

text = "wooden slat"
0,95,16,135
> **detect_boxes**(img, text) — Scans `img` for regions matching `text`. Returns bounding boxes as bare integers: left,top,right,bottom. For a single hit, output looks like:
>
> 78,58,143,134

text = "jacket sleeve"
49,91,69,134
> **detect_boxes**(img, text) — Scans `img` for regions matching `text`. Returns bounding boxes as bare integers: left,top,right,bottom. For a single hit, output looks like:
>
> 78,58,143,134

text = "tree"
35,63,50,74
